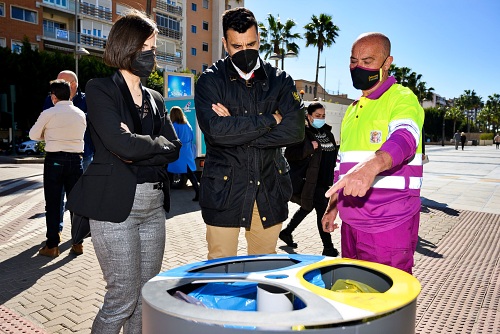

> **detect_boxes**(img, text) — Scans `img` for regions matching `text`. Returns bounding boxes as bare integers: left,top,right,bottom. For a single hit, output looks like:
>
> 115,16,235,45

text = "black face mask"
131,50,156,77
230,49,259,73
350,57,388,91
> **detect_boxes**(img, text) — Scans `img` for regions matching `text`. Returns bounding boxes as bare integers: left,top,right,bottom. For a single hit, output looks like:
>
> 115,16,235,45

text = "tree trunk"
314,47,321,99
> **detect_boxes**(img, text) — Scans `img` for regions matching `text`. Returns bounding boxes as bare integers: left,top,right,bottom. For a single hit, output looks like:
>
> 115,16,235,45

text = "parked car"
17,140,39,155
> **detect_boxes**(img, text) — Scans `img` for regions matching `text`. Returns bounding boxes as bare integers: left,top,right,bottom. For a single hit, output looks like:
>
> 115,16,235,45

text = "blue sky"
245,0,500,102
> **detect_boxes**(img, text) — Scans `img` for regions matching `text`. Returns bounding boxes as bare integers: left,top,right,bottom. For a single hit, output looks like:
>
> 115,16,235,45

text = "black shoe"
322,247,339,257
279,231,298,248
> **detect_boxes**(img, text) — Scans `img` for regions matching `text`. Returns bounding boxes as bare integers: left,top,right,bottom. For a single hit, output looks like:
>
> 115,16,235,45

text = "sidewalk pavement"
0,144,499,333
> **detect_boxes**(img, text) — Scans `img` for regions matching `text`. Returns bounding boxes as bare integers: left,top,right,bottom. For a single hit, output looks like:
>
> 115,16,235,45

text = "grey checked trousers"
89,183,166,334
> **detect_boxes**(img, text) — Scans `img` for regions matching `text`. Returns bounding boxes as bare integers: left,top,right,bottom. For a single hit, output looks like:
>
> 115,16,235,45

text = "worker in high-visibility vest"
322,32,424,275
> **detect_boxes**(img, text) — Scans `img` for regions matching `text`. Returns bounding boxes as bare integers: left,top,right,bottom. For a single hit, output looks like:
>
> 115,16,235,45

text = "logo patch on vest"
292,91,300,102
370,130,382,144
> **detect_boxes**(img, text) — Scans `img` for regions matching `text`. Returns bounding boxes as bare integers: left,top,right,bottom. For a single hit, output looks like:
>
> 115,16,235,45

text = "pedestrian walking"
494,133,500,149
453,131,460,150
280,102,339,257
461,132,467,150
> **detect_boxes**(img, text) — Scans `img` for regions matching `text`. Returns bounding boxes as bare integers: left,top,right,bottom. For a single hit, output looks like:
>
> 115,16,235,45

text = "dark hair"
50,79,71,101
222,7,258,39
103,11,158,71
169,106,187,124
307,102,324,115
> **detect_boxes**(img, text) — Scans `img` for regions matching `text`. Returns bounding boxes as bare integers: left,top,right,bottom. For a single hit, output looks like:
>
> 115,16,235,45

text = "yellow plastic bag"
331,279,379,293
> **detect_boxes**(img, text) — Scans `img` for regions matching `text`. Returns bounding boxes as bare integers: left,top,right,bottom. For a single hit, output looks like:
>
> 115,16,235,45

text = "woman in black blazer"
67,11,180,334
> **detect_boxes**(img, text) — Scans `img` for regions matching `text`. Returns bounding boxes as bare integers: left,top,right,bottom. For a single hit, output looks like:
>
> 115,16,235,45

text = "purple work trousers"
341,212,420,274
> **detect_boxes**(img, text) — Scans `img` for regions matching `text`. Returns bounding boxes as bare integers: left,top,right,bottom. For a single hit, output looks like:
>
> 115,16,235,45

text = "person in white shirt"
29,79,86,257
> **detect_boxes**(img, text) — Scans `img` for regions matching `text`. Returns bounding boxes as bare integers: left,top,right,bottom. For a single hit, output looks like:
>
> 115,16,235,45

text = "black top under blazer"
67,71,181,223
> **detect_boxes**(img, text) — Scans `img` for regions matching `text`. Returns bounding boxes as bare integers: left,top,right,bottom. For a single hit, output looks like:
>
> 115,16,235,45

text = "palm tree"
487,93,500,132
446,106,465,134
259,14,301,69
304,13,340,99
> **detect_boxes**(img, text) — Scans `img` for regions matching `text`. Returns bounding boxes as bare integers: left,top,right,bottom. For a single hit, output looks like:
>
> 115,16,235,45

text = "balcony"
156,50,182,65
80,34,106,49
43,26,76,45
158,26,182,40
156,0,182,16
42,26,106,51
80,2,112,21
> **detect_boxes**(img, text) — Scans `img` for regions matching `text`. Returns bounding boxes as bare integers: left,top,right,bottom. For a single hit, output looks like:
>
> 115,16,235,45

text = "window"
0,37,6,48
191,25,197,33
0,3,5,17
202,64,208,72
157,14,180,32
304,85,308,93
11,6,37,23
203,0,208,9
202,42,208,52
202,21,208,30
191,3,197,11
191,48,196,56
43,0,68,8
11,40,37,53
191,69,197,75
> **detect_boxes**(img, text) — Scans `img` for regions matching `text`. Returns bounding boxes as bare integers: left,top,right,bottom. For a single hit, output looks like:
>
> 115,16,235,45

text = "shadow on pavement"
421,197,460,216
0,241,76,305
416,236,443,258
166,187,201,218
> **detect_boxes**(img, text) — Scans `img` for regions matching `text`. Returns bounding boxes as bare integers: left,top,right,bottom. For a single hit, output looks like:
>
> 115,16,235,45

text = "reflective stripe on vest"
340,151,423,166
338,174,423,190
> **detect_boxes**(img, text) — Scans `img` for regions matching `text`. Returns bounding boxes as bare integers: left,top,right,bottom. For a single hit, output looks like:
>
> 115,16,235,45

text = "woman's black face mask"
131,50,156,78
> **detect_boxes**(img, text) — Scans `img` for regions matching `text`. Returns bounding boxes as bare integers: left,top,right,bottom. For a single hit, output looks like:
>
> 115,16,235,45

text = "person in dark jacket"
280,102,339,257
460,132,467,150
195,7,304,260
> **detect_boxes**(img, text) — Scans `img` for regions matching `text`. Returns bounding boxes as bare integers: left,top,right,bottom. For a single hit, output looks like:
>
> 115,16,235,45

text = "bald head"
57,70,78,99
353,32,391,59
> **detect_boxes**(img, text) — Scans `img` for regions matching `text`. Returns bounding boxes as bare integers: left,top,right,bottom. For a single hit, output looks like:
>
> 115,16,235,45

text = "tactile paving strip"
0,306,47,334
415,209,500,334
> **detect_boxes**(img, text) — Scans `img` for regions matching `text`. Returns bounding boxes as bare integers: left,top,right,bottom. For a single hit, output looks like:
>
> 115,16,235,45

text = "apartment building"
185,0,242,75
0,0,243,74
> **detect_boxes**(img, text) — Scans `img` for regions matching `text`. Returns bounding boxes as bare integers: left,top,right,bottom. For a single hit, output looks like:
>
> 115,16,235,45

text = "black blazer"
67,71,181,223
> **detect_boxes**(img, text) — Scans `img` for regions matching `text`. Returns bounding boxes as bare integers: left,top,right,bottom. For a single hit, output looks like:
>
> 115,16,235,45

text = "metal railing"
156,51,182,65
80,2,112,21
156,1,182,16
157,26,182,40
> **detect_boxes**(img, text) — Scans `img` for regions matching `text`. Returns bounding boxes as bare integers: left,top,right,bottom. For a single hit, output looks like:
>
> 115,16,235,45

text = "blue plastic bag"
188,282,258,311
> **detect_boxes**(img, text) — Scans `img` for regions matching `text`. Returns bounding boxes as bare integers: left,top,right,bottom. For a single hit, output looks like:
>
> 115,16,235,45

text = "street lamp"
318,61,327,101
299,89,305,100
269,50,297,70
74,0,89,78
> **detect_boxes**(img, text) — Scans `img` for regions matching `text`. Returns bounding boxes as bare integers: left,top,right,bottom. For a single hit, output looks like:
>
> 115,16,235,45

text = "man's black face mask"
231,49,259,73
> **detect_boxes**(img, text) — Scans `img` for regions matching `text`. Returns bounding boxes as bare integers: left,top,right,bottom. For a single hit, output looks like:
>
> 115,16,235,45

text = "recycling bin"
142,254,420,333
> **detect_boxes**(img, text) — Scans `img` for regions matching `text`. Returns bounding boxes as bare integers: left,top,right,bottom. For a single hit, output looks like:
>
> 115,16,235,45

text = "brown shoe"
39,245,60,258
70,244,83,256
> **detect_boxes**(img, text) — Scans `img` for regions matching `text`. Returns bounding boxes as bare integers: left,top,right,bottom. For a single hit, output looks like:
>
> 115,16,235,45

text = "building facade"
295,79,354,106
0,0,243,74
